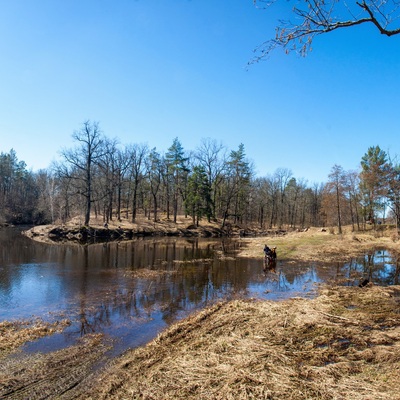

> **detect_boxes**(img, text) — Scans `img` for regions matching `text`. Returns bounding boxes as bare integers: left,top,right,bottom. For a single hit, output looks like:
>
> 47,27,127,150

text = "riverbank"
2,284,399,399
81,284,400,400
3,222,400,399
237,225,400,262
22,216,246,244
23,217,400,264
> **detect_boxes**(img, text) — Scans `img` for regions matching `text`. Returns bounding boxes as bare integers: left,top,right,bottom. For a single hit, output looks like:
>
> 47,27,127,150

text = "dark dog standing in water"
263,246,277,273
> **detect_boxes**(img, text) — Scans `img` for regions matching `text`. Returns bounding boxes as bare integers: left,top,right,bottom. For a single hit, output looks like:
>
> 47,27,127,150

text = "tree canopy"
5,122,400,233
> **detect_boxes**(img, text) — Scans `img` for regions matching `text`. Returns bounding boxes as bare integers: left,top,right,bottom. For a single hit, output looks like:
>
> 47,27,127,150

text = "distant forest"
1,121,399,232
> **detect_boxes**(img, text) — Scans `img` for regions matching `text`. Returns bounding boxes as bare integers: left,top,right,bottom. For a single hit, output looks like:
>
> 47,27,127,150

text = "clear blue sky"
1,0,399,184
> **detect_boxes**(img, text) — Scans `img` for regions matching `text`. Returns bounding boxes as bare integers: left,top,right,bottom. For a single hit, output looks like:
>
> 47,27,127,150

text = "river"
0,226,398,357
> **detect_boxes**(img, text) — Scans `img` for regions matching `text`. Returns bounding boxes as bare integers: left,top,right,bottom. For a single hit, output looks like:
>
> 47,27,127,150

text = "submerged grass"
0,333,110,399
0,319,70,358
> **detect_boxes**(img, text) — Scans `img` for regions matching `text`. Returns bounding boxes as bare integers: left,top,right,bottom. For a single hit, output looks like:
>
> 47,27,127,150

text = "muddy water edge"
1,226,400,399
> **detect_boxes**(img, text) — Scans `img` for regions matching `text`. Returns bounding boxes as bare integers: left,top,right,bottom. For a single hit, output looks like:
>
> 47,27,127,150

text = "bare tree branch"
252,0,400,61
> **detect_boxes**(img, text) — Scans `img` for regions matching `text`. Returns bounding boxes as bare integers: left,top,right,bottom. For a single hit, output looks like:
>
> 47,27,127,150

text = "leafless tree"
343,170,362,231
60,121,106,226
127,143,148,222
194,138,227,220
114,148,132,222
273,168,293,228
97,138,119,223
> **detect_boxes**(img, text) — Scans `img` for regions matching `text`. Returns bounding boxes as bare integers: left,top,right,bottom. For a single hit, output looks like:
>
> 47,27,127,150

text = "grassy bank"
78,285,400,400
2,223,400,399
2,286,399,399
237,225,400,263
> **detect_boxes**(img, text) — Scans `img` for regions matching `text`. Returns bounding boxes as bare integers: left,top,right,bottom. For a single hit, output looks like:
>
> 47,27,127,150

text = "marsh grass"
5,223,400,399
0,333,110,399
76,285,400,400
0,319,70,358
122,268,179,279
237,226,400,262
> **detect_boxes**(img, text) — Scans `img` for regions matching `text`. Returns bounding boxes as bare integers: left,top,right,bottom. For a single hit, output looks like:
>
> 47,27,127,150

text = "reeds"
1,285,399,399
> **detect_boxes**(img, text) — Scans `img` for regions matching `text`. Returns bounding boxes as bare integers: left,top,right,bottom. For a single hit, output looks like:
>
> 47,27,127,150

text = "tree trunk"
336,186,342,234
152,193,158,222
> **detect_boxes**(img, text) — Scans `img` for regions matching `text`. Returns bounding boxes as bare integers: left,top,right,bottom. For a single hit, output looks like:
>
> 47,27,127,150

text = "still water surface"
0,227,399,357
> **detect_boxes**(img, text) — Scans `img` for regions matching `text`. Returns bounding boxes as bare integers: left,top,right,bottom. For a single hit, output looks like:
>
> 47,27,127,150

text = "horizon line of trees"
1,121,399,232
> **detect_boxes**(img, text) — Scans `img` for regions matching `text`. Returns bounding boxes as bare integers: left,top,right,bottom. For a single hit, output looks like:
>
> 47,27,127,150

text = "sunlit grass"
238,226,400,263
79,285,400,400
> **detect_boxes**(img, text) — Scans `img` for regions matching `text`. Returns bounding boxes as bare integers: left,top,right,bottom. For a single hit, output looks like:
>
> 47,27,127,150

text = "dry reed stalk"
123,268,179,279
2,284,400,399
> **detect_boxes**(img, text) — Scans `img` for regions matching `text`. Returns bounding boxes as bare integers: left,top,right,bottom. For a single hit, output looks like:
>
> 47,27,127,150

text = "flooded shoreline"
2,226,400,398
1,227,399,358
2,284,400,399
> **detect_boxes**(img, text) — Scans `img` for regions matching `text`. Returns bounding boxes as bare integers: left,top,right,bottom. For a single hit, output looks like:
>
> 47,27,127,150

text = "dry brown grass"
0,318,70,358
122,268,179,279
25,214,225,245
0,333,110,399
11,221,400,398
76,284,400,400
237,226,400,262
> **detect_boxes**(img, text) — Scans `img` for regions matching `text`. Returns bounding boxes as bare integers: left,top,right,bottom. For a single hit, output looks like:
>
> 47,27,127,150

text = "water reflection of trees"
0,227,67,296
55,246,400,337
262,266,321,296
3,231,400,349
62,239,246,336
340,250,400,286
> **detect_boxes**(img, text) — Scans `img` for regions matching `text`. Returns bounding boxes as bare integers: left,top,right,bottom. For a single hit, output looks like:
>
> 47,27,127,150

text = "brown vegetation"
23,215,230,245
2,284,400,399
0,318,70,358
78,285,400,400
237,225,400,263
3,223,400,399
0,333,110,399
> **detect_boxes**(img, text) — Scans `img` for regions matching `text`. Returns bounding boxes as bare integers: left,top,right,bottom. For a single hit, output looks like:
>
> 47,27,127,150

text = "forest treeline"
1,121,399,232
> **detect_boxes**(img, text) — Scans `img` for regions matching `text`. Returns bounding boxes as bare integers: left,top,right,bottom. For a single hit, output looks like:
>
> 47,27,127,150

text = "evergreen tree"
185,166,212,225
360,146,390,226
165,138,190,223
